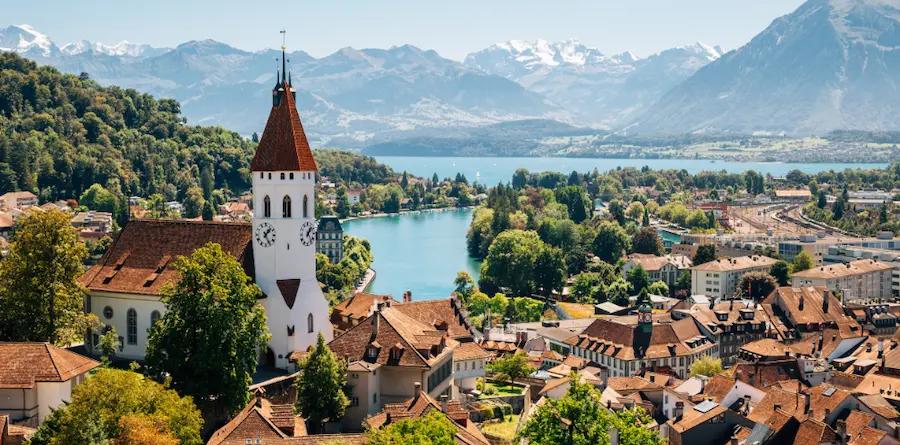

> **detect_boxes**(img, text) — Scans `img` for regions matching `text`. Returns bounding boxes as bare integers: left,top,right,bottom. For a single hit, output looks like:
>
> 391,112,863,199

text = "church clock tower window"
303,195,308,218
283,196,292,218
263,196,271,218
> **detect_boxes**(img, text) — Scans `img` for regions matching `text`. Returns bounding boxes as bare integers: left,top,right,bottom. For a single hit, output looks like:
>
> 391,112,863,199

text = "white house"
452,342,490,398
0,343,99,425
691,255,778,299
80,70,332,370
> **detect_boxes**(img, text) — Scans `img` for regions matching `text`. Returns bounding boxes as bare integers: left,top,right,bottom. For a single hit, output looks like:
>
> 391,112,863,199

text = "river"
373,156,888,187
345,157,890,301
342,208,480,300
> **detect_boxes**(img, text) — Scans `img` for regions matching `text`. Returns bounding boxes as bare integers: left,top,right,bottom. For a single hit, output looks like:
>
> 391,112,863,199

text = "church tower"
250,44,332,369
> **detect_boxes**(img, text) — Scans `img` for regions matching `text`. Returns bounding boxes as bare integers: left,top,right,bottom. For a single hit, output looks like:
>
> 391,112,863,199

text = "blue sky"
9,0,805,60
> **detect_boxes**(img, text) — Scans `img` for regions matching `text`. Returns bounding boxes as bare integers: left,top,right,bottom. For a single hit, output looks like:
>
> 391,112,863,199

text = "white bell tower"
250,42,332,370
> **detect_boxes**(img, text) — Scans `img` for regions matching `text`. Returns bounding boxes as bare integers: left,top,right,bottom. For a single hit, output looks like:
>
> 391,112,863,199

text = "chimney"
799,294,805,311
804,394,811,414
773,403,781,412
601,367,609,389
674,401,684,420
414,381,422,397
610,427,619,445
372,313,380,338
822,290,829,314
880,340,885,358
440,395,449,413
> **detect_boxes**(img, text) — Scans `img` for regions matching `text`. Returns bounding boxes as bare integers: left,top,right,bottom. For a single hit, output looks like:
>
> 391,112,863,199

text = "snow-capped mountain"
464,39,724,125
0,25,569,142
60,40,170,58
0,24,58,56
636,0,900,134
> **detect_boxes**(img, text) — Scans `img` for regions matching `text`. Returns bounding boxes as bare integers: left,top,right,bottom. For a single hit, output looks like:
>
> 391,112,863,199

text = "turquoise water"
342,208,480,300
373,156,888,188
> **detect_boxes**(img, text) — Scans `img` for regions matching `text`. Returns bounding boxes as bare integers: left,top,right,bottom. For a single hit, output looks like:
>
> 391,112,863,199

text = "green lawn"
481,414,520,440
483,381,523,397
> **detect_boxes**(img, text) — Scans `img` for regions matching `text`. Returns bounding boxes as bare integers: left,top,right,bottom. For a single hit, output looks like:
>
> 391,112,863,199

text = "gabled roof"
366,391,487,445
747,385,807,423
0,343,99,389
702,374,737,403
793,418,838,445
564,316,713,360
328,307,456,368
251,81,317,172
80,220,253,295
691,255,777,272
806,383,852,422
391,298,473,340
857,394,900,420
667,403,729,433
454,342,490,361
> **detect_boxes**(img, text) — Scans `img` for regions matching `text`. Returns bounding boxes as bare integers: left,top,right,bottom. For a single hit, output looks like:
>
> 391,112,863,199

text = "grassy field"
481,414,520,440
484,381,524,397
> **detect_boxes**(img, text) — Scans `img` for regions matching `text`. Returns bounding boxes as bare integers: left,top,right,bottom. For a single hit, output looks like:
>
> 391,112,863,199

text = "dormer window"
390,344,404,360
367,347,378,358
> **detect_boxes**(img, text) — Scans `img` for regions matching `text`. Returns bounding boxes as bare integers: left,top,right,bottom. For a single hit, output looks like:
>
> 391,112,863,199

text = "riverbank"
355,268,376,293
340,205,477,224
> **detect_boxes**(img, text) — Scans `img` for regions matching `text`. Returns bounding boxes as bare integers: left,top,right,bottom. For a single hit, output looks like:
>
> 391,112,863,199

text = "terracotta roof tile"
607,376,662,393
391,298,472,340
0,343,99,389
806,383,851,422
845,411,874,439
80,220,253,295
691,255,777,272
729,360,802,389
792,259,894,280
454,342,490,361
858,394,900,420
793,418,838,445
251,81,317,172
747,386,807,423
667,404,729,433
850,427,888,445
702,374,737,403
331,293,394,329
366,392,487,445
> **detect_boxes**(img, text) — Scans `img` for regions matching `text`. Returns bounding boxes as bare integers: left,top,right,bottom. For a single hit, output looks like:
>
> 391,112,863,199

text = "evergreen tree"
769,260,792,286
642,207,650,226
295,333,350,433
512,168,528,189
817,190,828,209
145,243,269,418
400,171,409,190
201,201,215,221
626,265,651,294
251,132,259,143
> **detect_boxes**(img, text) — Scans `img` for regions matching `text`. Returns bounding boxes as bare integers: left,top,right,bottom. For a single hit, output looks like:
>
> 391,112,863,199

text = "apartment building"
691,255,778,299
791,259,894,302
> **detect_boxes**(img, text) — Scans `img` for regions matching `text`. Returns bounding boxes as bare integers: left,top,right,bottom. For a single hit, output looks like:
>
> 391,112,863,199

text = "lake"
343,208,480,300
346,157,890,301
373,156,888,188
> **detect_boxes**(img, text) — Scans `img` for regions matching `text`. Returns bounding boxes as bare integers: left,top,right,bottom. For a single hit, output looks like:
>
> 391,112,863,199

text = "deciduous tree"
739,272,778,300
592,221,630,264
770,260,792,286
631,226,664,255
365,411,456,445
692,244,717,266
488,351,536,390
793,251,814,273
0,210,93,345
145,243,269,418
690,355,723,377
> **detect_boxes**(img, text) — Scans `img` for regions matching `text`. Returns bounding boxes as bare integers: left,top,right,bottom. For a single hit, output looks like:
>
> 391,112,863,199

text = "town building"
316,215,343,264
330,292,397,334
778,232,900,266
690,255,778,299
791,259,894,302
347,188,362,205
0,343,99,425
452,342,490,397
761,286,859,343
0,192,37,211
327,304,458,431
670,300,770,366
564,301,717,379
207,395,364,445
79,62,331,369
774,189,812,202
824,245,900,296
622,254,692,288
365,388,489,445
70,211,114,238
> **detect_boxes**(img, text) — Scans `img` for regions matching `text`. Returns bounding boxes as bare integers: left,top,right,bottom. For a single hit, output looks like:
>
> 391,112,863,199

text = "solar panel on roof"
694,400,718,413
823,387,837,397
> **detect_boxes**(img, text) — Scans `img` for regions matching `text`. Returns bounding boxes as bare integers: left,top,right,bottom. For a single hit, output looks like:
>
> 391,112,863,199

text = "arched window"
127,309,137,345
308,313,314,333
283,196,292,218
303,195,309,218
280,173,285,180
151,310,161,326
290,173,294,180
263,196,271,218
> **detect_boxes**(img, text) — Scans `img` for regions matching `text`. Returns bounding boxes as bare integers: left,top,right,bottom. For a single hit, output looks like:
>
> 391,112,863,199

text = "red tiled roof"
251,81,317,172
454,342,490,361
80,220,253,296
0,343,99,389
366,391,487,445
391,298,472,340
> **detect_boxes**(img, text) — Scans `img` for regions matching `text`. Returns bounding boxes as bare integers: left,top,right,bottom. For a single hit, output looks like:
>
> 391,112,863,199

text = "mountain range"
0,24,721,144
4,0,900,143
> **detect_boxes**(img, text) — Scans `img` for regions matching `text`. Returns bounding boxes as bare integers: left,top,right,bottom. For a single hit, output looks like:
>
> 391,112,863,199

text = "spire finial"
280,29,287,84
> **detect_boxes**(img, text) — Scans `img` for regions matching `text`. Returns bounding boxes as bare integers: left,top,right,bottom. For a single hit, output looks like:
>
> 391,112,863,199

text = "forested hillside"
0,52,255,211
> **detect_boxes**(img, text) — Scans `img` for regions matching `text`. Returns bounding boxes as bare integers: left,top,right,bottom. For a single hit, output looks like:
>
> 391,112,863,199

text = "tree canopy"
145,242,269,418
0,209,93,345
28,368,203,445
365,411,457,445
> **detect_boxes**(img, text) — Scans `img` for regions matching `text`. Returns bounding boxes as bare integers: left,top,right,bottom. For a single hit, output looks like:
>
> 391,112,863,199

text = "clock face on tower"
255,222,276,247
300,221,317,246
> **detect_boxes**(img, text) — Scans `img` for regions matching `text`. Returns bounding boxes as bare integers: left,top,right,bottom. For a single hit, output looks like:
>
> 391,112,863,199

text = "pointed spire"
288,71,292,88
281,44,287,84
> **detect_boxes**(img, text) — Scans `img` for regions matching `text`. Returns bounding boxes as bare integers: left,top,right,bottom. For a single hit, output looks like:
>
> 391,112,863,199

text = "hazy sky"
9,0,806,60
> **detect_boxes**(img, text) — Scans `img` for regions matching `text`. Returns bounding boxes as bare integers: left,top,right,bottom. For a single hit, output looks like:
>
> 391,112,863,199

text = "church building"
80,49,332,369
